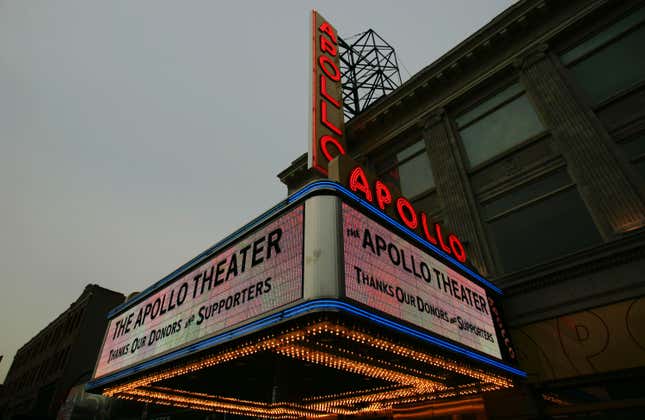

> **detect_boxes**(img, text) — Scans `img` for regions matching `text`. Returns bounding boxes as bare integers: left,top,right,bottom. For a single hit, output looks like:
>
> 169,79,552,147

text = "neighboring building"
0,385,5,419
279,0,645,417
1,285,124,419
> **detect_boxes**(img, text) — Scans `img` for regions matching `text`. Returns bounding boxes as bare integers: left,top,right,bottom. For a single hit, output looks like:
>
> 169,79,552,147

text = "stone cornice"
423,108,446,131
345,0,611,155
512,43,550,70
278,0,617,188
276,153,308,183
496,229,645,295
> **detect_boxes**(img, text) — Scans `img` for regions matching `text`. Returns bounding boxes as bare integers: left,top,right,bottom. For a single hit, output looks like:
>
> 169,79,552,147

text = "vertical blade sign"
309,11,347,176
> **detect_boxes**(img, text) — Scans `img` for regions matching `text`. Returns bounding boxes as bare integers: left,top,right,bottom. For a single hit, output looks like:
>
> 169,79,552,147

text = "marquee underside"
100,313,515,418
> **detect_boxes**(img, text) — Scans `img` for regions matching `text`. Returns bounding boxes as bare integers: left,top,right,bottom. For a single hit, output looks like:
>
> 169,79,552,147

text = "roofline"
345,0,540,127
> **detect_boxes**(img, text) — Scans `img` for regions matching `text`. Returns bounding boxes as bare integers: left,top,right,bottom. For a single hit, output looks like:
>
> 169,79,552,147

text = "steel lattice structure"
339,30,403,120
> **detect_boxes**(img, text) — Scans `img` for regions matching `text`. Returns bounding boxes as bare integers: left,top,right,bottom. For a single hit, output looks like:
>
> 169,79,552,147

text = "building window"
376,140,435,198
561,7,645,106
481,168,602,273
456,83,545,168
619,132,645,179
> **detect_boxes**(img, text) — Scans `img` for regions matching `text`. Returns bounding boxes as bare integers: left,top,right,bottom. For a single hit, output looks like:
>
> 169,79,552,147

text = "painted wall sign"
309,10,347,176
93,206,304,379
342,203,501,359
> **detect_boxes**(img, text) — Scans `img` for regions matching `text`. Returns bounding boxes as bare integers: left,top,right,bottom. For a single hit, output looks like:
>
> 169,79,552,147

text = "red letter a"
349,166,373,202
319,22,337,44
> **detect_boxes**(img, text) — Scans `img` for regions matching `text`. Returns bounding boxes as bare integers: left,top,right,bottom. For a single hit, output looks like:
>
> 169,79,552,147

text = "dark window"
618,132,645,179
482,169,602,273
376,140,435,198
561,7,645,106
456,83,544,167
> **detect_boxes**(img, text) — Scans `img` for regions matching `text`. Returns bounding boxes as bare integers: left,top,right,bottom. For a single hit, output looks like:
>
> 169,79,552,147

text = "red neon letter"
449,234,466,262
435,223,452,254
349,166,373,202
375,181,392,211
396,198,418,229
320,35,337,56
318,55,341,81
320,76,340,108
420,212,438,245
321,101,342,135
319,22,337,44
320,135,346,162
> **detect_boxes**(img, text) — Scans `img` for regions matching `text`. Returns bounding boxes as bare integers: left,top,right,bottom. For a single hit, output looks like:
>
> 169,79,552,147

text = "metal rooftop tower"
339,30,403,120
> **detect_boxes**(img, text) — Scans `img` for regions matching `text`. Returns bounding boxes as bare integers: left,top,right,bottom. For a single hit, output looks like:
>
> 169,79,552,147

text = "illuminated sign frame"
309,10,347,176
89,298,524,392
342,202,500,359
94,317,518,419
92,205,305,380
88,182,521,391
292,182,517,363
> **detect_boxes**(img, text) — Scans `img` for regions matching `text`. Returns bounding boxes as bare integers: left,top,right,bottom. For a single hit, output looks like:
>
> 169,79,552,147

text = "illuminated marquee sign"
93,206,304,379
342,203,501,359
309,10,347,176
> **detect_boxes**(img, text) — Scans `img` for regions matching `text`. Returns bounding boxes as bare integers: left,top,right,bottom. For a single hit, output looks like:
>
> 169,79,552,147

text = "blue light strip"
87,299,525,390
288,181,503,295
108,179,500,319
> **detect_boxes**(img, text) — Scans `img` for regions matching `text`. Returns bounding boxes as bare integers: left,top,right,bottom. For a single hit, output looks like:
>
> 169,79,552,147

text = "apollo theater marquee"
86,11,525,418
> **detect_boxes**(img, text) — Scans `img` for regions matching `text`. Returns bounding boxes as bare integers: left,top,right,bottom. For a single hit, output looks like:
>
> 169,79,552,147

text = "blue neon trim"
108,180,500,319
87,299,525,390
289,181,503,295
108,200,292,318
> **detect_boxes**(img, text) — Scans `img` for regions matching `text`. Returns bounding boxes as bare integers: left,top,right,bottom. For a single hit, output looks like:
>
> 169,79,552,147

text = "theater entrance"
85,186,524,419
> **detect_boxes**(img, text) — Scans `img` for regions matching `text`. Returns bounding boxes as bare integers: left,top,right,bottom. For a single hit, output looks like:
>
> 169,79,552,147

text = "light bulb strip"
104,319,515,417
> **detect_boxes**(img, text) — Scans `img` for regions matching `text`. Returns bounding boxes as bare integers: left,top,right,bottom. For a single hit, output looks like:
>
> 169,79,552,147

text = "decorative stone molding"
518,51,645,238
422,113,493,275
513,43,549,71
497,230,645,296
423,108,446,130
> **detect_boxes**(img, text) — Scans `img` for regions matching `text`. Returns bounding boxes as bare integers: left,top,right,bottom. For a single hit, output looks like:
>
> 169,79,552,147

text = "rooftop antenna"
338,30,403,120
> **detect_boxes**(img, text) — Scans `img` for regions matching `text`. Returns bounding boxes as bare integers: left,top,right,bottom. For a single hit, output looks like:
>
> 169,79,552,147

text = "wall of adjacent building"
0,285,124,419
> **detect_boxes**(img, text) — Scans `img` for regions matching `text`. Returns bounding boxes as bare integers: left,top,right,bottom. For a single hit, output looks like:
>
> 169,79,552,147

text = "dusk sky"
0,0,516,382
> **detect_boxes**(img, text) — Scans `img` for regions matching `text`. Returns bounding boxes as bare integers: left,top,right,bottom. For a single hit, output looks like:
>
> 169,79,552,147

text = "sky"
0,0,516,383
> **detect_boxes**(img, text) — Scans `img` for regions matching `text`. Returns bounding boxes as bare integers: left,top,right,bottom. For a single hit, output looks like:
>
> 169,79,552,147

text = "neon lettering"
435,223,452,254
321,100,342,135
396,197,418,229
320,76,340,108
449,234,466,262
318,55,341,81
318,22,337,44
343,169,467,261
420,212,438,245
320,135,345,162
310,12,345,176
349,166,373,202
375,181,392,211
320,35,337,56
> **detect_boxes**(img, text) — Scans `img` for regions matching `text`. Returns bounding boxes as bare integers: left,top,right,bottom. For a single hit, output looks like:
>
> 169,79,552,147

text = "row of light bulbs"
104,318,515,418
